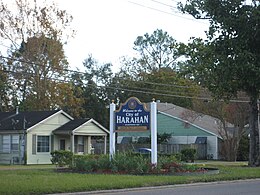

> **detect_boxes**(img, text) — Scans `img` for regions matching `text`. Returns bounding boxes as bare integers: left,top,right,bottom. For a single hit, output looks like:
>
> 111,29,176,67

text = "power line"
114,77,200,89
0,55,217,100
1,68,249,103
149,0,177,9
127,0,208,25
2,68,201,98
0,55,204,89
0,55,251,102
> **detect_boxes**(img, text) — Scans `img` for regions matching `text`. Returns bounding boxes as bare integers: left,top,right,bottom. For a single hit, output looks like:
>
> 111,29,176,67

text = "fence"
93,143,207,159
116,143,207,159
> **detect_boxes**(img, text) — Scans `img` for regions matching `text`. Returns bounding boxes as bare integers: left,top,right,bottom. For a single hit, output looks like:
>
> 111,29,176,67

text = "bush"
51,150,73,167
181,148,196,162
237,135,249,161
72,155,101,172
111,152,151,174
70,153,200,174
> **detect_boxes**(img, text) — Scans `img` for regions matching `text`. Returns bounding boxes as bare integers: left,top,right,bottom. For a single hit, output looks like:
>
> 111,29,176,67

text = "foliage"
110,68,199,108
0,59,10,111
157,133,172,144
72,155,111,172
181,148,196,162
135,133,172,144
237,135,250,161
54,82,86,118
110,29,200,108
0,0,74,45
71,153,186,175
133,29,180,73
117,29,181,78
192,100,249,161
8,35,70,111
178,0,260,166
76,55,113,127
0,0,77,112
50,150,73,167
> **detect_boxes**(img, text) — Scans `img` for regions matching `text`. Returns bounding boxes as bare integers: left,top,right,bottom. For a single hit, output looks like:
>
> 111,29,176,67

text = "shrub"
112,152,148,174
237,135,249,161
96,155,111,171
51,150,73,167
72,155,101,172
181,148,196,162
70,153,200,174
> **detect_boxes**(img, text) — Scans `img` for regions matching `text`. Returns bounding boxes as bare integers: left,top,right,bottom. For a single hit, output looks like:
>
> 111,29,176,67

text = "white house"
0,110,109,164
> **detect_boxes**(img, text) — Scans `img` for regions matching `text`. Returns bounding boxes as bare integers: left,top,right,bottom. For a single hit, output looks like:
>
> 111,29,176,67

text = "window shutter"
51,135,54,152
0,135,2,152
32,134,36,155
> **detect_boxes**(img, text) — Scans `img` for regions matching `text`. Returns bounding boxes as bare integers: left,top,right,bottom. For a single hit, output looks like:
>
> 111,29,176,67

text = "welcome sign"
115,97,150,132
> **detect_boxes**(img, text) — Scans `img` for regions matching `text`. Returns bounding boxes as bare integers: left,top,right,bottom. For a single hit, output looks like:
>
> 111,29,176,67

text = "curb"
48,178,260,195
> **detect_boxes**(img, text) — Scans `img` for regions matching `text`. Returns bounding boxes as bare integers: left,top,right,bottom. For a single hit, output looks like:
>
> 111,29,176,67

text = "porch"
53,134,107,155
52,118,109,155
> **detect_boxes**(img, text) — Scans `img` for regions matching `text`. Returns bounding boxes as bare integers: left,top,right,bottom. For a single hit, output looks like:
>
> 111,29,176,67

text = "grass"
0,161,259,195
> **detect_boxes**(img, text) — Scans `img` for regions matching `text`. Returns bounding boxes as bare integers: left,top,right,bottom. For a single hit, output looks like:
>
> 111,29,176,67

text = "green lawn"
0,161,259,195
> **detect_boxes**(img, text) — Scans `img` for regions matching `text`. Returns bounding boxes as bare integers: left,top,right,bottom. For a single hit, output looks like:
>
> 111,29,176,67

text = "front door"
60,139,65,150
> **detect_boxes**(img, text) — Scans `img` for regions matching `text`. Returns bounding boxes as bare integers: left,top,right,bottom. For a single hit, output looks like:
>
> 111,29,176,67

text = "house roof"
0,109,109,136
0,110,60,131
53,119,89,134
53,118,109,135
117,102,222,138
157,102,222,137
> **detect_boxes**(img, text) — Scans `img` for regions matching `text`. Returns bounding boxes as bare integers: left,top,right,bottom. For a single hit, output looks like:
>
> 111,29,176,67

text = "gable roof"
53,119,89,134
53,118,109,135
0,110,60,131
157,102,222,137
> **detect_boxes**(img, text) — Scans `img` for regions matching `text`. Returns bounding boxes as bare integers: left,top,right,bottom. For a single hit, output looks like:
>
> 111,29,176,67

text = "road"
83,179,260,195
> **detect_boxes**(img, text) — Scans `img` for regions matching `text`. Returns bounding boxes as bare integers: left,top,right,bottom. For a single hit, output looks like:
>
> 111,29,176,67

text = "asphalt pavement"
48,179,260,195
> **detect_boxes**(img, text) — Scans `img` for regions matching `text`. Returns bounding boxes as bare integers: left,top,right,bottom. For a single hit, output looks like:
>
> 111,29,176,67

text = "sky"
0,0,209,73
55,0,209,72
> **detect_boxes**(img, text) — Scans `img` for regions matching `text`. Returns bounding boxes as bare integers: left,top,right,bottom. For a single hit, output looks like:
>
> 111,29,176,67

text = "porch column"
87,136,92,154
71,133,74,154
104,136,107,154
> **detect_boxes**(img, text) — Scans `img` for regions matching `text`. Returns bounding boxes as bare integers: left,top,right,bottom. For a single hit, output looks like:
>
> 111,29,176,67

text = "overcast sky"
55,0,209,72
0,0,209,72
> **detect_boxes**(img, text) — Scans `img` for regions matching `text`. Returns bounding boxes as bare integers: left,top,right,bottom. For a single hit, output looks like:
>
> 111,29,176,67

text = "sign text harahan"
115,97,150,132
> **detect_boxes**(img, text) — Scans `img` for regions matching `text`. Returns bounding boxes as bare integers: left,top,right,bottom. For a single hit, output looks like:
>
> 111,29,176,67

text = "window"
2,135,10,153
0,135,19,153
11,135,19,151
77,136,84,153
37,136,50,152
59,139,65,150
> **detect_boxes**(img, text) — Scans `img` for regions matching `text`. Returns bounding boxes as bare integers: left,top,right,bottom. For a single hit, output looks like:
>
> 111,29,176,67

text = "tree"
181,99,249,161
8,35,70,110
122,29,181,76
179,0,260,166
109,67,200,108
0,58,10,111
80,55,113,127
157,133,172,144
112,29,200,107
0,0,73,50
0,0,75,111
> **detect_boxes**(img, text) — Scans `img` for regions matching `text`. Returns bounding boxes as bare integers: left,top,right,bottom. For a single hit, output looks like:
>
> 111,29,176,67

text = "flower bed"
52,152,219,175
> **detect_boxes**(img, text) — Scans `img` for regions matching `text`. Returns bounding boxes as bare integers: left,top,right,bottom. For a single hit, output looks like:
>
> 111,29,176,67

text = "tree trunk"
248,96,260,166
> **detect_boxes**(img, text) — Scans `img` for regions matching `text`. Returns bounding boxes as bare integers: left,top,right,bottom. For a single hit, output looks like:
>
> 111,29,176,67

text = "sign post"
150,99,157,165
109,97,157,165
109,101,116,160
